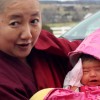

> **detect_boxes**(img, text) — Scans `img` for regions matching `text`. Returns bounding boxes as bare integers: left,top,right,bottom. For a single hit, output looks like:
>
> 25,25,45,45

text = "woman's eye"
31,19,39,25
9,21,20,27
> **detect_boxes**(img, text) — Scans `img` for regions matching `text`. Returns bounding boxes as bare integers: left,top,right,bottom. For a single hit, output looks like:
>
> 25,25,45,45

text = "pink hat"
69,28,100,66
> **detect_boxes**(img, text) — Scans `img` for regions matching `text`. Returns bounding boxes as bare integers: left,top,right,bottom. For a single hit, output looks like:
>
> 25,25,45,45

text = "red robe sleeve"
31,30,81,90
35,30,81,57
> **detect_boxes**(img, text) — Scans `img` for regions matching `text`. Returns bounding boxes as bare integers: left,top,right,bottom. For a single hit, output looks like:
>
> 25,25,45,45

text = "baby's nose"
89,70,97,77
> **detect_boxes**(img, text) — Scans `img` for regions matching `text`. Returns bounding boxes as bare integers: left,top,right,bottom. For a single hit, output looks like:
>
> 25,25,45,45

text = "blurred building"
39,0,100,24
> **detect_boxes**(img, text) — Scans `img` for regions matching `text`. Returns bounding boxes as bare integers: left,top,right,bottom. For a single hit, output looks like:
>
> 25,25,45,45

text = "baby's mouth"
89,80,99,86
90,80,98,82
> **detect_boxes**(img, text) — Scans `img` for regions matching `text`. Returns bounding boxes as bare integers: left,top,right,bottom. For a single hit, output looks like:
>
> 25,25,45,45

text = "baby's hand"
70,86,78,91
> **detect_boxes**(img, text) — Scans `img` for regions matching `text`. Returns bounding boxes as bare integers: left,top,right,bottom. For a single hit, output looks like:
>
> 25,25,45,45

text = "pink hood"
69,28,100,66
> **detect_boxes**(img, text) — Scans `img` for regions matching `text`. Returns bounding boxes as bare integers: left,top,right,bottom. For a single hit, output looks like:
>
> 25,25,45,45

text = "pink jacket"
69,28,100,66
44,86,100,100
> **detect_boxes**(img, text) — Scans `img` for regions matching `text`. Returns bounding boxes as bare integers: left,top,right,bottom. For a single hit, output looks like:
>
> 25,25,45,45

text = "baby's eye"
31,19,39,25
83,71,89,73
83,69,89,73
95,68,100,71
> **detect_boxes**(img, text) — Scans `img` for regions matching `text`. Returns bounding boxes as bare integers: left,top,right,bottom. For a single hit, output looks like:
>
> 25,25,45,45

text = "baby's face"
81,59,100,86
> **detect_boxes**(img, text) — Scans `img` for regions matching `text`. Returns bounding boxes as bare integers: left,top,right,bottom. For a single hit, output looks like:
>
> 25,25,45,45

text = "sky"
39,0,78,1
40,0,100,1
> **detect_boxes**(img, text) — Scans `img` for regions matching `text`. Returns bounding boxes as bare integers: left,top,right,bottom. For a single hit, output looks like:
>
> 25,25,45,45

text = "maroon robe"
0,30,81,99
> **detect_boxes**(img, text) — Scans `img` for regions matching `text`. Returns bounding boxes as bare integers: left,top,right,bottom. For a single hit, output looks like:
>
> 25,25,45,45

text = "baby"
64,53,100,92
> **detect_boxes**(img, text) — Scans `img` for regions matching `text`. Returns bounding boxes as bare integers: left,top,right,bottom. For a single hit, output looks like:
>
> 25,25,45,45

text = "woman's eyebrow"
8,12,40,20
10,15,22,19
31,12,40,17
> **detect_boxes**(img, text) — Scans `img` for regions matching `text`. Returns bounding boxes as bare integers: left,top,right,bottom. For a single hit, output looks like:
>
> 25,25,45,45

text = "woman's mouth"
17,43,31,49
18,44,29,46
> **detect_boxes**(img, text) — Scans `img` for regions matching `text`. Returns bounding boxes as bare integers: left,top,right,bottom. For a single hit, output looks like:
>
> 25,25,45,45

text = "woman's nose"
21,24,32,39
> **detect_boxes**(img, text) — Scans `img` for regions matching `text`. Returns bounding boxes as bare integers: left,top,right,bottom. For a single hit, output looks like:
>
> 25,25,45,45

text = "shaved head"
0,0,39,13
0,0,14,12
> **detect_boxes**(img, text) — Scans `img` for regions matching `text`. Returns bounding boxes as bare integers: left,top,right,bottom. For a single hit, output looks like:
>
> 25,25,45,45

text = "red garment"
44,88,85,100
0,30,80,99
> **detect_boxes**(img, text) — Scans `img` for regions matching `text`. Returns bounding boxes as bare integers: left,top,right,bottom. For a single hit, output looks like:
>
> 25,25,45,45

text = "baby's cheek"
80,76,88,85
97,73,100,77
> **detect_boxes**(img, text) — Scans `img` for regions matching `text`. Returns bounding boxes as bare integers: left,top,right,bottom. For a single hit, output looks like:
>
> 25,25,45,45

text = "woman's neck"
20,58,30,67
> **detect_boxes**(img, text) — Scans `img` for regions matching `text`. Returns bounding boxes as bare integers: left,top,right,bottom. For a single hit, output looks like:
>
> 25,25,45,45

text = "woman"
0,0,80,99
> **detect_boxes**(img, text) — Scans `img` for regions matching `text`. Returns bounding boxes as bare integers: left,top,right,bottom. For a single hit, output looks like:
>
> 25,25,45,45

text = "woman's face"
0,0,42,59
81,60,100,86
